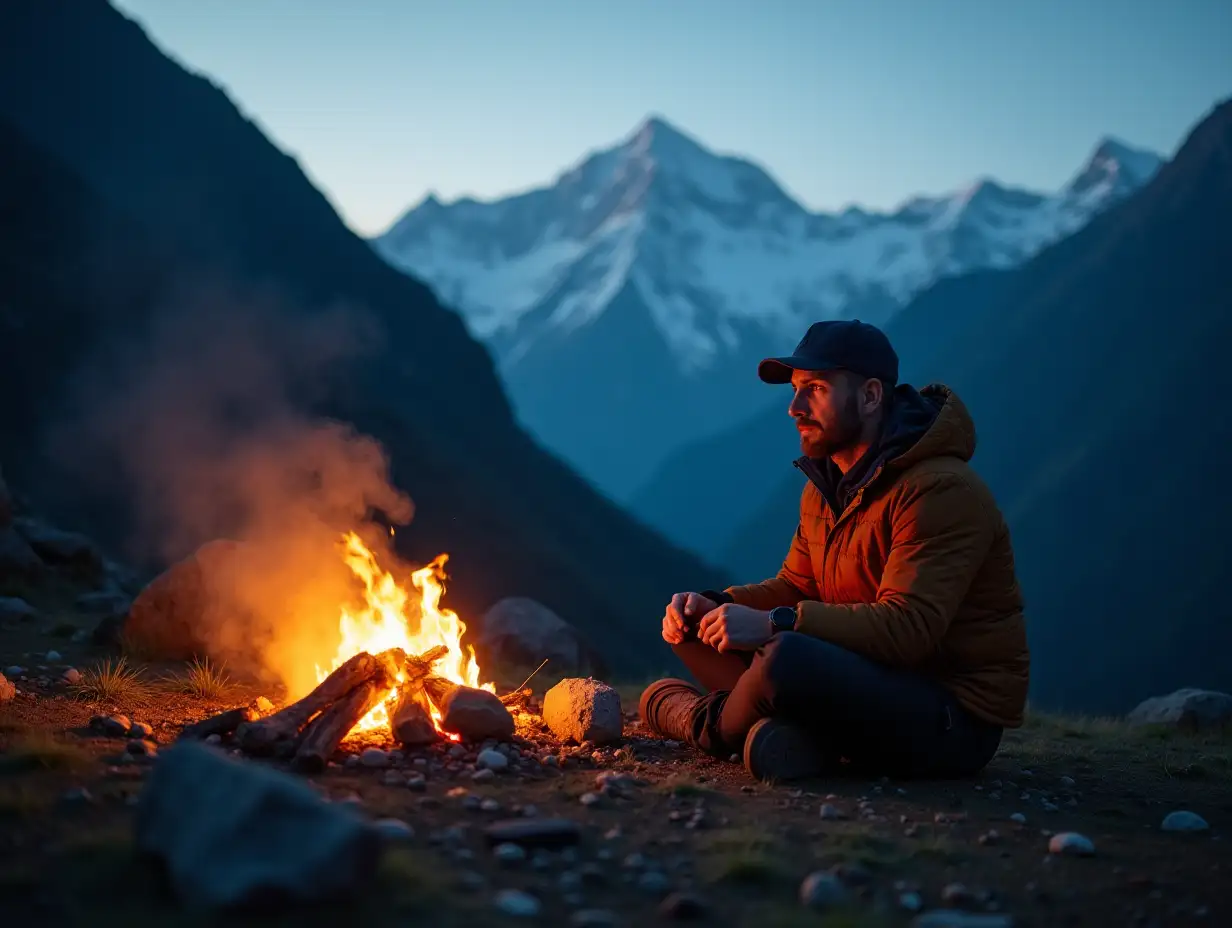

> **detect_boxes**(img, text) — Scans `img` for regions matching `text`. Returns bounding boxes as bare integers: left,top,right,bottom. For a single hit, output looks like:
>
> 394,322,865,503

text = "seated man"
639,319,1029,782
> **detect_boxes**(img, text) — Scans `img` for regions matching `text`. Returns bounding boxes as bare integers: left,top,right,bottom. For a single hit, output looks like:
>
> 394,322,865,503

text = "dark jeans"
673,632,1003,779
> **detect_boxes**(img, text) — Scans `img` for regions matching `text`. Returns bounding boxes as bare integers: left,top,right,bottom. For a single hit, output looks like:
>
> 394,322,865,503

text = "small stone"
125,739,158,758
462,795,483,811
1041,801,1059,813
204,733,222,745
493,842,526,864
1059,775,1076,787
1009,813,1027,824
636,871,671,896
472,768,496,783
580,791,601,807
659,891,708,919
480,798,501,813
942,882,974,906
90,714,132,737
899,891,924,912
62,668,82,684
623,852,647,870
373,818,415,842
799,871,848,909
406,775,426,792
1161,810,1210,832
978,830,1001,846
494,888,541,917
447,786,469,798
476,748,509,771
128,721,153,738
1048,832,1095,856
380,770,405,787
819,803,846,821
46,650,62,662
359,748,389,768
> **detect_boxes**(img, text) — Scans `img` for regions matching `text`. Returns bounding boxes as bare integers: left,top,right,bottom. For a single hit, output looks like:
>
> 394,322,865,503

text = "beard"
797,393,863,459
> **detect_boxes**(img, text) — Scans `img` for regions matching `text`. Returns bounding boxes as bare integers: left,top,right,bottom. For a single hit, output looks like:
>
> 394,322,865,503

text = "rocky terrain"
2,577,1229,926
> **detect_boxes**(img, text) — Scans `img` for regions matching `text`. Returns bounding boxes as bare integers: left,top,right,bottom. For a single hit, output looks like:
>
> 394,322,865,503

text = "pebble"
373,818,415,842
476,748,509,771
799,871,848,909
472,768,496,783
5,666,23,676
125,739,158,758
1041,801,1059,813
899,891,924,912
381,770,405,787
978,830,1001,846
90,714,131,737
659,891,708,919
1048,832,1095,856
1161,810,1210,832
1059,775,1076,787
819,803,846,821
941,882,974,906
494,888,541,917
62,668,81,684
636,871,671,896
493,842,527,864
571,910,619,927
46,650,62,662
1009,813,1027,824
128,721,153,738
580,791,601,807
406,775,427,791
462,795,483,811
359,748,389,768
480,798,501,813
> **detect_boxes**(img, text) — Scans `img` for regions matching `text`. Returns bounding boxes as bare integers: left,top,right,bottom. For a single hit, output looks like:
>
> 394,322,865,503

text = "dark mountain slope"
0,1,728,674
724,97,1232,712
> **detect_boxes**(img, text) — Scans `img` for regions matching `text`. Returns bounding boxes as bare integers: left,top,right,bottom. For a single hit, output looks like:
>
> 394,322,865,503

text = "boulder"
0,596,38,625
12,517,105,584
0,672,15,703
479,597,594,674
0,525,45,580
121,539,246,661
1127,688,1232,731
542,678,623,745
135,740,384,908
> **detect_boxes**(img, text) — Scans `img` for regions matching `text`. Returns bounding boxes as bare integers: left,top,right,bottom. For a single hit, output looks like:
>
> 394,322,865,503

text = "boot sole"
743,717,826,783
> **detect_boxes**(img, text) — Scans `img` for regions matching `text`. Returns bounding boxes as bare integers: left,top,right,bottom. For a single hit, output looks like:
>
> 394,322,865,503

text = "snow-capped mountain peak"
373,116,1163,371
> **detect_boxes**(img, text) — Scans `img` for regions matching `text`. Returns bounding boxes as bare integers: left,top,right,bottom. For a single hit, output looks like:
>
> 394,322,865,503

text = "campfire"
184,532,517,770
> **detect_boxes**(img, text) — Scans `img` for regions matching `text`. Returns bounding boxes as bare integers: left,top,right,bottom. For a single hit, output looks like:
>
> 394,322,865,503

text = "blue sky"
112,0,1231,236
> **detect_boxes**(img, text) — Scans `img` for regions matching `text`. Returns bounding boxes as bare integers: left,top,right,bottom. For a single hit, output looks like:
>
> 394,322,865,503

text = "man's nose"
788,388,807,416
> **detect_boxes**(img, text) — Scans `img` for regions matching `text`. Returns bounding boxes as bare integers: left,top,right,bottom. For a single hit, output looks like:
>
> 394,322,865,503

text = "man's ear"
862,377,884,414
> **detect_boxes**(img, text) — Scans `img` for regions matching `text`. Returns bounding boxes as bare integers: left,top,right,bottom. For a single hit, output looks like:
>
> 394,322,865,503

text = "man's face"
787,369,865,459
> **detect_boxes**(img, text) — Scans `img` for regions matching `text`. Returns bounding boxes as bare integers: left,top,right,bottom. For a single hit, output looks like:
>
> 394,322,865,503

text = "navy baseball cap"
758,319,899,386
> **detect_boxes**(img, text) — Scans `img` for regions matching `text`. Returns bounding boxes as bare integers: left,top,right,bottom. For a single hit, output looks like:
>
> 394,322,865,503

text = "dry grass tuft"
161,657,233,700
68,657,150,704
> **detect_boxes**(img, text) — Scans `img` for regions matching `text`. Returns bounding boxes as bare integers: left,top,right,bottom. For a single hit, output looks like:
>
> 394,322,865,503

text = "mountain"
374,117,1163,500
719,97,1232,714
0,0,728,676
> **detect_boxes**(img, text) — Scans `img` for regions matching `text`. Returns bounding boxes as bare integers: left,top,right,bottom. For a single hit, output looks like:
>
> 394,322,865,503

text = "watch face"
771,607,794,631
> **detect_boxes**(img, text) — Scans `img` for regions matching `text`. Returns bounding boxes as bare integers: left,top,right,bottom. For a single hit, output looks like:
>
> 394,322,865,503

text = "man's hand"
662,591,718,644
699,603,773,652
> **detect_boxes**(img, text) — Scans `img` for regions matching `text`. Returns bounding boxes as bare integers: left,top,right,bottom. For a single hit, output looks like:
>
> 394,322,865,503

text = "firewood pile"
180,646,517,772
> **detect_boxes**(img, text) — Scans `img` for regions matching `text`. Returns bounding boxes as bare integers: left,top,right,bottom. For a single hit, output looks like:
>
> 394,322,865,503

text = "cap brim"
757,356,841,384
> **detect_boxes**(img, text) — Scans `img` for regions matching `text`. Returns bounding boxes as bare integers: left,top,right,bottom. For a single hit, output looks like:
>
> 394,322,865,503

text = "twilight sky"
112,0,1231,236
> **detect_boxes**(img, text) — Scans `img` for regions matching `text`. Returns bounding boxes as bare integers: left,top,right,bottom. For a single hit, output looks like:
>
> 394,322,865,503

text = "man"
639,320,1029,782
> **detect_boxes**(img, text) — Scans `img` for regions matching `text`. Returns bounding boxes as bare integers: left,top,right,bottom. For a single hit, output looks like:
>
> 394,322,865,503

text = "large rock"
0,525,45,580
12,516,105,584
542,678,623,745
135,740,384,908
0,596,38,625
121,539,246,661
479,597,594,674
0,672,15,703
1127,688,1232,731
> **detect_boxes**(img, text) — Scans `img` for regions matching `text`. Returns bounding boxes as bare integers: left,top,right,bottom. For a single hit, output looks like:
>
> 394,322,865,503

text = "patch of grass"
656,772,719,798
68,656,151,704
816,830,903,869
697,826,792,886
0,731,94,774
161,657,233,700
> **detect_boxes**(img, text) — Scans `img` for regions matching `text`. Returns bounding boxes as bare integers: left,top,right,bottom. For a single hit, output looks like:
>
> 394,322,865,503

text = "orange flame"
314,531,495,738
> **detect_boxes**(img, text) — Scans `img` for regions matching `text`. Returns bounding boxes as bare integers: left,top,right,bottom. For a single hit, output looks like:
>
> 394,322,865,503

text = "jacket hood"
887,383,976,472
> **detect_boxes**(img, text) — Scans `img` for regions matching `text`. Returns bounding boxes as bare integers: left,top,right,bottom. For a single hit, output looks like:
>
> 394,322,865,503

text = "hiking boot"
638,678,703,742
743,717,827,783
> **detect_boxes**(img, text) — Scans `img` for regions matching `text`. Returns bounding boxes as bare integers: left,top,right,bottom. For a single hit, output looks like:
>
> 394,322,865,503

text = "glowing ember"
314,531,495,739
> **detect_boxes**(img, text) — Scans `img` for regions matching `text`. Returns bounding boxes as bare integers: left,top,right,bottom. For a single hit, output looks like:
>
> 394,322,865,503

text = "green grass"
697,826,793,886
68,657,151,704
161,657,233,700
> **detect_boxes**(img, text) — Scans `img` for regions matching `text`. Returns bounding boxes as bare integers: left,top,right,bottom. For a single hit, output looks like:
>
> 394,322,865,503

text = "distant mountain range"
651,97,1232,713
374,117,1163,499
0,0,726,677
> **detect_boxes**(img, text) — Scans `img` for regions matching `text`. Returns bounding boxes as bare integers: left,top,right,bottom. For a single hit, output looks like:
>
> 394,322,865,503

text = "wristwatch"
768,606,796,635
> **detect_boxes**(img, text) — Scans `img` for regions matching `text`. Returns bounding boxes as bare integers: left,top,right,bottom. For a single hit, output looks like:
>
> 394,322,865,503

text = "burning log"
235,649,406,757
179,706,259,741
423,675,514,742
293,678,392,773
390,685,438,746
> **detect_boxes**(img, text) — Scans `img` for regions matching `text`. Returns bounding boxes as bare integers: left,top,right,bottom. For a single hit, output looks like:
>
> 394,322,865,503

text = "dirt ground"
1,613,1229,927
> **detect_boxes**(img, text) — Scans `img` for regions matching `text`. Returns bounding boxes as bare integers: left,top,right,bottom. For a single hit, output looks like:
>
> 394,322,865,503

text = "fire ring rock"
543,678,623,746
